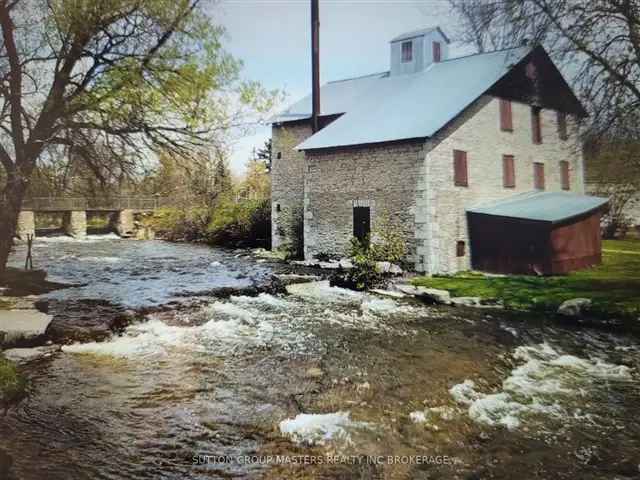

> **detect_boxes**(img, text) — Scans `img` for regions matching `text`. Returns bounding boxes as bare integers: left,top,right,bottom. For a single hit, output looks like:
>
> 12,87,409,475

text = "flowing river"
2,236,640,479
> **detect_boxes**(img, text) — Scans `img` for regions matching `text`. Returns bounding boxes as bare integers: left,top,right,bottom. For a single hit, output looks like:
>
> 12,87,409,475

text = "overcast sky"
208,0,466,173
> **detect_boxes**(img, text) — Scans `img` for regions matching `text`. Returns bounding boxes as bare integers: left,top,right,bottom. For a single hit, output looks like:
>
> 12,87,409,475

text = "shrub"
601,211,631,239
276,206,304,260
149,199,271,248
369,213,407,264
0,357,27,414
206,198,271,248
314,251,340,262
330,254,384,291
331,237,385,291
333,214,408,291
150,206,211,242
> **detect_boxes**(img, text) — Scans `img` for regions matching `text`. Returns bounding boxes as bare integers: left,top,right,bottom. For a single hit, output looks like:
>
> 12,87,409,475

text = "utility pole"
311,0,320,133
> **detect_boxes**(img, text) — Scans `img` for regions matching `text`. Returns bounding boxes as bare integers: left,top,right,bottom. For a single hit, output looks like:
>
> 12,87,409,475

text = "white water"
279,412,368,446
450,342,634,430
35,233,122,243
61,284,418,360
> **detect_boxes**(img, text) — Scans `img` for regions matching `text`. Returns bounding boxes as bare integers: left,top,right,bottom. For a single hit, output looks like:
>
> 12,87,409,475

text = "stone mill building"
270,27,608,275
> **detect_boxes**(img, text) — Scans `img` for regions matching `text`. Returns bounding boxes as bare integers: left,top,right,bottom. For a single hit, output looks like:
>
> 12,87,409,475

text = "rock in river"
558,298,592,318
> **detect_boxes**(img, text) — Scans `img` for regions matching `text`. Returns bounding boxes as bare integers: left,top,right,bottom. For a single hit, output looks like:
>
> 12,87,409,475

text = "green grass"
0,356,27,414
412,239,640,318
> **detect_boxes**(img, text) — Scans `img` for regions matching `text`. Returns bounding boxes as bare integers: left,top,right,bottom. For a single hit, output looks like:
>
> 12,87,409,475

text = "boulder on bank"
0,310,53,346
450,296,483,307
417,288,452,305
0,267,70,296
3,345,61,364
557,298,592,318
375,262,403,275
275,274,322,286
393,284,451,304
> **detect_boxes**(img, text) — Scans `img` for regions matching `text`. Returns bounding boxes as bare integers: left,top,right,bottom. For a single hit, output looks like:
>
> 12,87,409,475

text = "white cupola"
389,27,450,76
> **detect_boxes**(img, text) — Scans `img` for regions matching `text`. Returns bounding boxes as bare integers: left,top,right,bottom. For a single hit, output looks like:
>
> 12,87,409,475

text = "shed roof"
467,191,609,224
295,46,532,150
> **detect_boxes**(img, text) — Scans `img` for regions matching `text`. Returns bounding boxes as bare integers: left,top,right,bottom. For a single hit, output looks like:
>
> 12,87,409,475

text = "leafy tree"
255,138,272,172
0,0,278,271
240,152,270,201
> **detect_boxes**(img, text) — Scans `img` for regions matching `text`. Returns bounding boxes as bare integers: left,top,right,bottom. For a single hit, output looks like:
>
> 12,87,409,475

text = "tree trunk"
0,175,27,274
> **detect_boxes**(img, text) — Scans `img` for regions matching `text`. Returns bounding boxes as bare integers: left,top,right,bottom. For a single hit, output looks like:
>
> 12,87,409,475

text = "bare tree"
448,0,640,138
0,0,277,271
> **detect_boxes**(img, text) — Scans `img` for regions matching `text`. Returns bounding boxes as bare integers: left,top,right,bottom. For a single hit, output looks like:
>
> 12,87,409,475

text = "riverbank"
412,239,640,329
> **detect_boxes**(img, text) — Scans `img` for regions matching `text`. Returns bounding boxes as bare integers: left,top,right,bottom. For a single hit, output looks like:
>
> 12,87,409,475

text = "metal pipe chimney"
311,0,320,133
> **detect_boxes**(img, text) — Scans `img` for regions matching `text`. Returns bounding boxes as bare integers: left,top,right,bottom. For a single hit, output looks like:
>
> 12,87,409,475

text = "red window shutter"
433,41,441,62
531,107,542,144
500,99,513,131
557,112,568,140
401,41,413,63
534,162,545,190
560,160,570,190
503,155,515,188
453,150,468,187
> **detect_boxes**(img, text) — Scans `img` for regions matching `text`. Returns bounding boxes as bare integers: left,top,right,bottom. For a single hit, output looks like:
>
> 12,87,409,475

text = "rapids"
1,236,639,479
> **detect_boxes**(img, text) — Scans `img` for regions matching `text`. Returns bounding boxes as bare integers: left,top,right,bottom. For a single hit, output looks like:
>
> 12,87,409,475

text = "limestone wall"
304,142,424,260
418,95,585,274
270,123,312,250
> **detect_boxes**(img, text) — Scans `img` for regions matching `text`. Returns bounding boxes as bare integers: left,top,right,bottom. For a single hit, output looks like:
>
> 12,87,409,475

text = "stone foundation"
16,211,35,240
63,211,87,239
114,209,135,237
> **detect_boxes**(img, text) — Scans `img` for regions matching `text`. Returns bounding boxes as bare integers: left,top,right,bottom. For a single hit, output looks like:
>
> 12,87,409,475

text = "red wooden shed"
467,191,609,275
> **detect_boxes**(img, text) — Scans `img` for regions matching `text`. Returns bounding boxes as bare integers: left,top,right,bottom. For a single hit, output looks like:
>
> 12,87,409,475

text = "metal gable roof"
390,26,450,43
467,191,609,224
295,46,532,151
269,72,388,124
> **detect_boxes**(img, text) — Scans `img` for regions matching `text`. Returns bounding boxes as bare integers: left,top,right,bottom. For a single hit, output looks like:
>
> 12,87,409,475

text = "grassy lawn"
412,239,640,318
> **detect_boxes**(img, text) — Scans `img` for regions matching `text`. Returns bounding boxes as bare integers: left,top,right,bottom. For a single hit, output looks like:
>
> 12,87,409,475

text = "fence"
21,196,172,211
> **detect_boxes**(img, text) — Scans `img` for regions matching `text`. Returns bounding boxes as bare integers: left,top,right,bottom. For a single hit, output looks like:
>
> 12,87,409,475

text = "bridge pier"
114,209,135,237
16,211,36,241
63,211,87,239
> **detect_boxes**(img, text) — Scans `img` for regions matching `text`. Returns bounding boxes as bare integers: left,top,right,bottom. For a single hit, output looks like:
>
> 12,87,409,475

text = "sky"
207,0,467,174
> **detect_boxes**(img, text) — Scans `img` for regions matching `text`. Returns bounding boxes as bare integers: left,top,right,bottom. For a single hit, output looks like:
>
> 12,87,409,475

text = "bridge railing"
22,196,171,212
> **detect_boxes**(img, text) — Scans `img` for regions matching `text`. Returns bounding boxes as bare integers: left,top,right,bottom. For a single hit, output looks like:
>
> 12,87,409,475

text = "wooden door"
353,207,371,243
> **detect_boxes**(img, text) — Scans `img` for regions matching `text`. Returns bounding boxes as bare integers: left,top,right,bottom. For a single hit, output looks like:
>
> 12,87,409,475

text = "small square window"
276,203,281,212
276,152,282,159
401,41,413,63
456,241,466,257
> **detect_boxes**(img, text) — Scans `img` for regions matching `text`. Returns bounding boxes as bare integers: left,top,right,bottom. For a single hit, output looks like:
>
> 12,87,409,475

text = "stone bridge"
17,196,171,240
